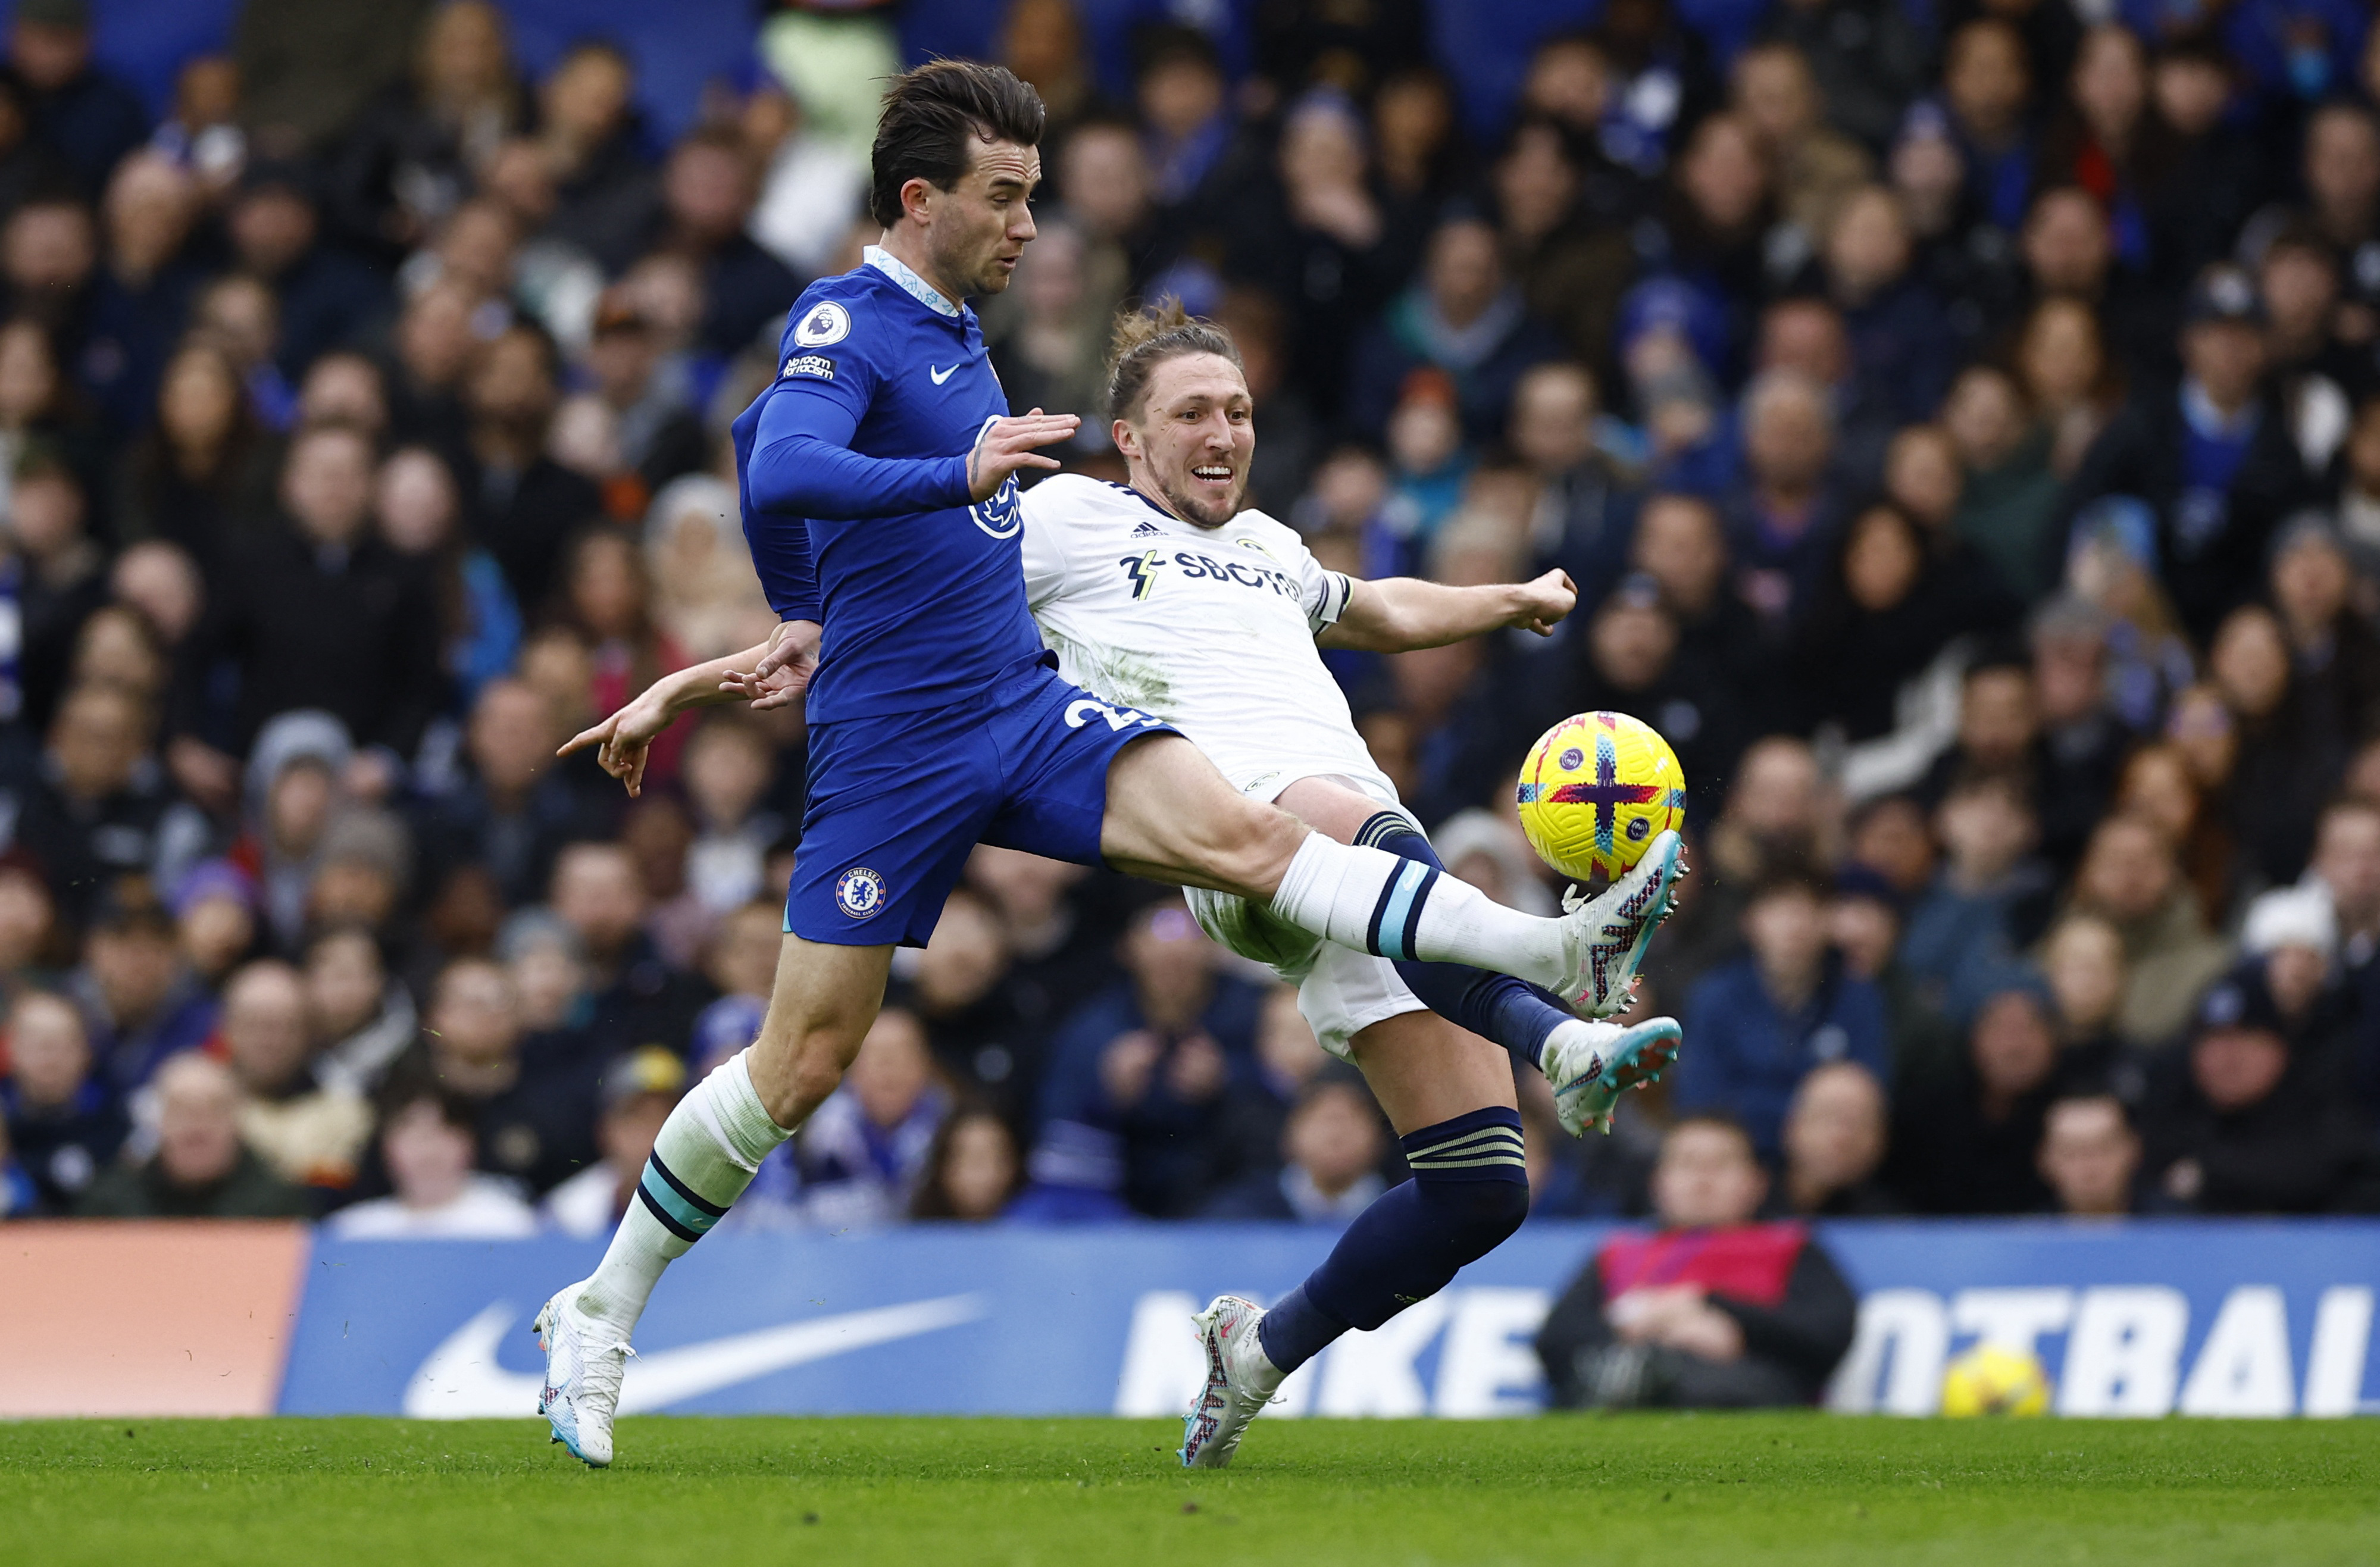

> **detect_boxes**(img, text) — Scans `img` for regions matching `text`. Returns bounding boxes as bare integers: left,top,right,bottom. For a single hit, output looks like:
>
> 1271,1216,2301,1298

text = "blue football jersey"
731,248,1044,722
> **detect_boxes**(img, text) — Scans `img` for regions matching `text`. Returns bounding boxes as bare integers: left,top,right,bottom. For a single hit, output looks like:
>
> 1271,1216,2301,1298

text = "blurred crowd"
5,0,2380,1237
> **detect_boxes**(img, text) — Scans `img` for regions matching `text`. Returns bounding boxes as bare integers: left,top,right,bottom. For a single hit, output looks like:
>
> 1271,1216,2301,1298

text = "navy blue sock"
1356,811,1577,1071
1256,1106,1532,1374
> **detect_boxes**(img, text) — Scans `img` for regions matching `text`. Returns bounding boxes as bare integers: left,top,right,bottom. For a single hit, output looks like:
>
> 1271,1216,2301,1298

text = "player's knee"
1418,1171,1532,1258
786,1031,858,1102
750,1016,867,1122
1202,805,1306,900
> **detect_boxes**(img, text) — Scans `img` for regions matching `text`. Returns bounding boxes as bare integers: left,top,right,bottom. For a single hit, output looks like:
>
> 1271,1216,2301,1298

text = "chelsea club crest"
835,866,888,920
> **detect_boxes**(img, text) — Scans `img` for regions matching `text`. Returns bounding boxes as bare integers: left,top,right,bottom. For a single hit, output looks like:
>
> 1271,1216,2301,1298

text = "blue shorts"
785,659,1177,947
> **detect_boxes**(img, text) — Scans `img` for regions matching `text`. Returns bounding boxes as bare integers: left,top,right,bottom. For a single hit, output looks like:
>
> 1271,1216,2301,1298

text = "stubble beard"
1154,466,1244,529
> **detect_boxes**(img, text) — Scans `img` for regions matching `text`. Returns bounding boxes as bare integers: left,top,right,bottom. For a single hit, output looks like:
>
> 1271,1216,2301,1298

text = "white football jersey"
1019,473,1397,803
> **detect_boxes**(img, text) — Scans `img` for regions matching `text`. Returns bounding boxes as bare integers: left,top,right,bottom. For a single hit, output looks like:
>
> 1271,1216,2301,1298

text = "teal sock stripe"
1370,858,1431,961
634,1152,728,1243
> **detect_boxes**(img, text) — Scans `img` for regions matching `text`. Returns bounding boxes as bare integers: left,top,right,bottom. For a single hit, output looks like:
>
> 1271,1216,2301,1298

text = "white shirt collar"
864,245,959,317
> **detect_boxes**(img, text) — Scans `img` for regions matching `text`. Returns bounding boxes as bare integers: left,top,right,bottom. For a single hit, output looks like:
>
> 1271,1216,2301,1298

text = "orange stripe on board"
0,1221,310,1416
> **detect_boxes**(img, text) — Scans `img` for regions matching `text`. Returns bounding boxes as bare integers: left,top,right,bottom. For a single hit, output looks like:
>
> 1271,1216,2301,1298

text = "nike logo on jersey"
1130,521,1164,537
402,1294,984,1417
929,364,958,385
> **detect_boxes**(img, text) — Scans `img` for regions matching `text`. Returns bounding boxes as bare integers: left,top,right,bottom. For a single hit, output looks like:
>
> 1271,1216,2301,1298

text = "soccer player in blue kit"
531,61,1683,1468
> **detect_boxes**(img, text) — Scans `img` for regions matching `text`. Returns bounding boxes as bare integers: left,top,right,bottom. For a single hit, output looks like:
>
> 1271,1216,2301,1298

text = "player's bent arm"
748,387,972,519
1316,569,1577,653
559,622,818,795
746,385,1079,517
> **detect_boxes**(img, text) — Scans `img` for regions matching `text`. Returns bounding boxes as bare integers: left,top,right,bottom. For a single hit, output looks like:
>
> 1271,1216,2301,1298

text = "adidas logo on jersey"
1131,521,1163,537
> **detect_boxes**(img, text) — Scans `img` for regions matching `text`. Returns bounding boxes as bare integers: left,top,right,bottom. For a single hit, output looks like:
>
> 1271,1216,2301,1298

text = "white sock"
576,1050,792,1334
1266,834,1568,990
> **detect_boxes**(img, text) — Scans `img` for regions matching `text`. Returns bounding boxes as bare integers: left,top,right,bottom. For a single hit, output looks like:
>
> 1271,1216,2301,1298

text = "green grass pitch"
4,1415,2376,1566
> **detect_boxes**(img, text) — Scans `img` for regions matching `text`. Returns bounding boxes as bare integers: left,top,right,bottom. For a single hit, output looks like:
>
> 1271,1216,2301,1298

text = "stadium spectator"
1210,983,1331,1192
1535,1115,1858,1409
642,126,798,359
7,0,2380,1241
8,0,146,196
2063,812,2231,1048
1731,42,1871,246
78,1050,311,1218
4,680,209,930
1203,1068,1390,1223
218,956,371,1193
911,1108,1025,1222
329,1083,537,1237
6,452,109,735
461,323,605,615
1033,899,1261,1219
1721,370,1845,630
419,677,602,909
2038,1091,2146,1218
1886,980,2092,1214
1560,575,1746,800
542,1046,684,1239
2061,264,2320,645
389,953,598,1196
1346,213,1557,444
327,0,526,257
2,987,124,1211
71,878,215,1095
795,1007,949,1230
174,423,444,774
1676,868,1892,1161
1777,1059,1896,1215
2138,969,2370,1213
1755,0,1922,154
2040,912,2127,1059
117,342,274,578
302,924,413,1099
374,443,523,703
1899,774,2053,1018
548,839,705,1064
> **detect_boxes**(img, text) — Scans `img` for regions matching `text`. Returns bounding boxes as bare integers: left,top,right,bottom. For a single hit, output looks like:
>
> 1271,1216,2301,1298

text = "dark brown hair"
1103,299,1244,423
869,60,1046,228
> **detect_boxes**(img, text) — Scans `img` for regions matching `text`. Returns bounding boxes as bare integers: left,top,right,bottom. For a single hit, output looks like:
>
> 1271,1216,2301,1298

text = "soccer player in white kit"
559,286,1686,1468
1013,304,1685,1468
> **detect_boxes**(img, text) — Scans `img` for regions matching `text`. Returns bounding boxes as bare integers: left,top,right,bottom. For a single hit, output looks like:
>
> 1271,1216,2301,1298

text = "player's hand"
1505,569,1577,636
724,620,820,712
968,408,1078,501
558,685,675,797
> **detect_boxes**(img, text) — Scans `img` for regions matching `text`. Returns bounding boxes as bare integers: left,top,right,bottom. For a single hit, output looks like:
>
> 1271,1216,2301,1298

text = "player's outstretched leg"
1100,736,1684,1016
1184,1013,1529,1468
537,936,889,1466
1263,783,1687,1129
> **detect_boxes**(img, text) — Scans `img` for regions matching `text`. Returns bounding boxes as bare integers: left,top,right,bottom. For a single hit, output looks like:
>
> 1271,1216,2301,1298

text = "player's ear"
1112,418,1139,459
899,176,936,226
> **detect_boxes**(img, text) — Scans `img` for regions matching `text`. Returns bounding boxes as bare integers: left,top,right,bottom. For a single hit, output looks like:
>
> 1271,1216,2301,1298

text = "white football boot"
1549,831,1685,1018
534,1281,631,1468
1181,1295,1285,1469
1543,1015,1685,1137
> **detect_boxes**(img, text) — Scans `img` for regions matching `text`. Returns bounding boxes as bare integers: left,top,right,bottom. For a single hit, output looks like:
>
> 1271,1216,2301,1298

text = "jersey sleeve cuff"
1309,570,1355,632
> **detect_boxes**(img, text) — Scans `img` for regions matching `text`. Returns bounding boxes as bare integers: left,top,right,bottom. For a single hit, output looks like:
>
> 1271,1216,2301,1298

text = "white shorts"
1184,766,1428,1063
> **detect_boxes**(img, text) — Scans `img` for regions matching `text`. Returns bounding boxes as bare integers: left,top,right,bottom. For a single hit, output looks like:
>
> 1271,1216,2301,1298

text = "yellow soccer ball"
1514,712,1688,883
1938,1344,2051,1417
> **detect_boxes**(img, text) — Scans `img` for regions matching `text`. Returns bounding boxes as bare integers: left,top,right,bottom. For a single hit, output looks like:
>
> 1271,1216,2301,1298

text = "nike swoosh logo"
930,364,958,385
400,1293,984,1418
